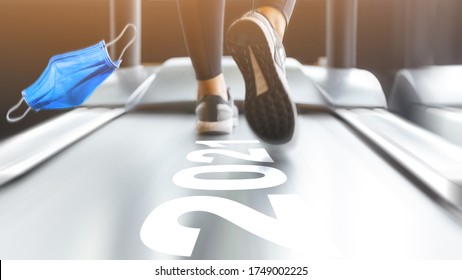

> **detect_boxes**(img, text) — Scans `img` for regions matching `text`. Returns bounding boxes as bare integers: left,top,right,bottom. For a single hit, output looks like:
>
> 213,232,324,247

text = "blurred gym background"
1,0,461,140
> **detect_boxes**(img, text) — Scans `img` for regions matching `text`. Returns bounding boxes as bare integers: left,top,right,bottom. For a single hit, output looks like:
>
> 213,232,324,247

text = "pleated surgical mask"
6,23,137,123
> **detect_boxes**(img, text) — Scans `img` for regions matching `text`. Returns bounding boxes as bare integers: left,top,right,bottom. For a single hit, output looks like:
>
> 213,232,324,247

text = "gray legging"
177,0,297,81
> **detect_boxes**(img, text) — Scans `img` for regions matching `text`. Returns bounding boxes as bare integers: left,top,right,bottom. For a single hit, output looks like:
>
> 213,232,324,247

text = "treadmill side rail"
337,108,462,218
303,65,387,109
389,66,462,148
0,108,124,186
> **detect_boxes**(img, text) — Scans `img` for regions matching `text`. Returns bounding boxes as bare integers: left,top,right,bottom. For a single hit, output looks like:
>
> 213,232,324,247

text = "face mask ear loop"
6,97,32,123
106,23,137,62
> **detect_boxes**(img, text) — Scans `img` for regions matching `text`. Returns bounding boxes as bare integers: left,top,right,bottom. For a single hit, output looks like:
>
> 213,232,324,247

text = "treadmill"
388,0,462,148
1,0,462,259
389,65,462,148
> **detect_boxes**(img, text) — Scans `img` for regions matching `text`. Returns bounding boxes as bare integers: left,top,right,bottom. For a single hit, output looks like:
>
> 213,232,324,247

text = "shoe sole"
227,17,296,144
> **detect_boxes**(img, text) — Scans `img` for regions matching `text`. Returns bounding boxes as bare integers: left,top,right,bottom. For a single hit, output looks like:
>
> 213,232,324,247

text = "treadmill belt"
1,111,462,259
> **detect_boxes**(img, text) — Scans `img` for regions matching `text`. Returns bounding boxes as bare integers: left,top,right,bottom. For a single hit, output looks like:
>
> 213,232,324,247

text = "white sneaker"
195,91,238,134
227,11,296,144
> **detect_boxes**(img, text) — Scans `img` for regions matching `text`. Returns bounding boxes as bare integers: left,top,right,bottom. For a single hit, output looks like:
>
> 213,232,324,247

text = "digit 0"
172,165,287,190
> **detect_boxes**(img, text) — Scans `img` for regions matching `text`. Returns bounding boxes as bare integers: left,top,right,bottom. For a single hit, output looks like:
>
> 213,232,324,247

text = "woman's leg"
254,0,297,39
255,0,297,23
177,0,237,134
176,0,228,101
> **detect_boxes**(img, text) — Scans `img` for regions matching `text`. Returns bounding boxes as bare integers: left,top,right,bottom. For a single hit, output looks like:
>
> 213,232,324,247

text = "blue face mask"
6,24,137,123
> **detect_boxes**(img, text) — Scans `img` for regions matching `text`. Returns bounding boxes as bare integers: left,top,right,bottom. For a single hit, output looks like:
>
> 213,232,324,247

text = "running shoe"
227,11,296,144
195,91,238,134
